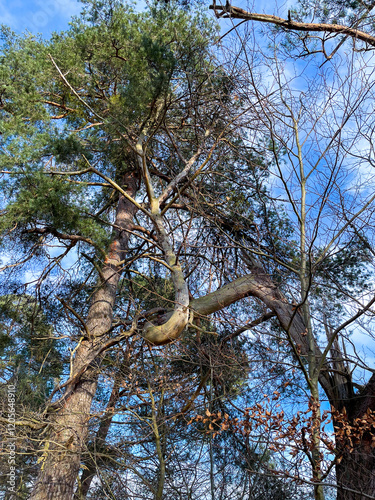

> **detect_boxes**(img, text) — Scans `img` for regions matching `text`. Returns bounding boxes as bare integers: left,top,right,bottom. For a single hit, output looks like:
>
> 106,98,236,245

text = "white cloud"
0,0,19,29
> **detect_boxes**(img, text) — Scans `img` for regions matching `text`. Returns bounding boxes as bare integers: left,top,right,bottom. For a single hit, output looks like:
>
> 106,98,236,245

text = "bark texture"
206,4,375,495
335,440,375,500
29,222,375,499
333,374,375,500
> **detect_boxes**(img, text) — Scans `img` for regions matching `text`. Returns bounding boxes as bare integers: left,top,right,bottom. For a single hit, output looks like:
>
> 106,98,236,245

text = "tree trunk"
150,388,166,500
29,170,139,500
333,375,375,500
336,447,375,500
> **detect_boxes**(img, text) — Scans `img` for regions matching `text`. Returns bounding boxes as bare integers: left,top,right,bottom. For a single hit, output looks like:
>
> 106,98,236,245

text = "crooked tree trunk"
28,215,375,500
29,170,139,500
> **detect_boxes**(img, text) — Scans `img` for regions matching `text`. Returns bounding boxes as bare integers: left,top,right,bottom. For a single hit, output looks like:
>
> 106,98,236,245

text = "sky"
0,0,82,36
0,0,294,37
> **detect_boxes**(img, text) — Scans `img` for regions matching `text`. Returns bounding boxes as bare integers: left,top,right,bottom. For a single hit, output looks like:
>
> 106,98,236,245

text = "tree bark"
333,374,375,500
335,446,375,500
29,170,139,500
206,4,375,496
28,214,375,500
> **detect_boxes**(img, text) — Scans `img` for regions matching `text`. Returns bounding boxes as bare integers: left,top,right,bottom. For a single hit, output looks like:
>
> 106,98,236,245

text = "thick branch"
191,270,309,348
190,266,334,399
210,5,375,47
136,135,190,345
141,211,189,345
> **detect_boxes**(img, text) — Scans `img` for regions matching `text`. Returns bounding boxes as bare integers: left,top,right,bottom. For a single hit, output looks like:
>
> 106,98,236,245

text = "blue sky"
1,0,82,36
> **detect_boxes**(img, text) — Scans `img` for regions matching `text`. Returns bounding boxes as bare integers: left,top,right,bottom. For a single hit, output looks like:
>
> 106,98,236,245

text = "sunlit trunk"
29,171,139,500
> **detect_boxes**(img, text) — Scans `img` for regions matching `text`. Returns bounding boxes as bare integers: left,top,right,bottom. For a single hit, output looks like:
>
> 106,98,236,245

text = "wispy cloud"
2,0,81,35
0,0,19,29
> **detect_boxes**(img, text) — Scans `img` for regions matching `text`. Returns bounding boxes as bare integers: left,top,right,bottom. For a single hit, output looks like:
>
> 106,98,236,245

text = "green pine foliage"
0,295,63,499
0,1,217,258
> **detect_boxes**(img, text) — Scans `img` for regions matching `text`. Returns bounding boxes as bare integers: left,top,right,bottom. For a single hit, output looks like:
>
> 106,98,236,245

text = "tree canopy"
2,0,375,499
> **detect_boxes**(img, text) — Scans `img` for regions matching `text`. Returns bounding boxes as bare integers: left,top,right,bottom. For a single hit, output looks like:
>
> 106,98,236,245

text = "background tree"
207,2,375,498
0,295,63,499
